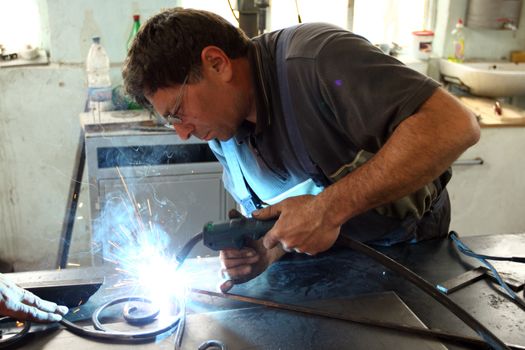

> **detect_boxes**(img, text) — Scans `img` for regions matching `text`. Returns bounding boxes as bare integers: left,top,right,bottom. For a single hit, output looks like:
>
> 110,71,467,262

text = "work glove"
0,273,69,322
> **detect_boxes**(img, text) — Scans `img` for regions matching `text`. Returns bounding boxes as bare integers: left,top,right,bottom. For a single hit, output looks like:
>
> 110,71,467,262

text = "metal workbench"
5,232,525,349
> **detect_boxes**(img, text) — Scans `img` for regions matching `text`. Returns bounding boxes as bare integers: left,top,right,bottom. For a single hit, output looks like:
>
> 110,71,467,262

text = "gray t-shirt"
211,23,449,244
253,23,440,179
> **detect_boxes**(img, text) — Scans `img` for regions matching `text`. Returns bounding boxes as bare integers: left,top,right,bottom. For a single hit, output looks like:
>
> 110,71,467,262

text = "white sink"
439,59,525,97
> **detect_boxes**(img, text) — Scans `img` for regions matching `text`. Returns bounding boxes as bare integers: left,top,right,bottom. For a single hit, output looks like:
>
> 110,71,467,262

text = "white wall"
0,0,177,272
433,0,525,60
0,66,86,271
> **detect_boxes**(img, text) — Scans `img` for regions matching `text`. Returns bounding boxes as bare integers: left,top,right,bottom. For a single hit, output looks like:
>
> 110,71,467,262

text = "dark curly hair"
123,8,251,107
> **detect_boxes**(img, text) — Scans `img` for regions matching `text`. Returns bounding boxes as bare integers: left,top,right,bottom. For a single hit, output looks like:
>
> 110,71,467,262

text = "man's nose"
173,124,194,140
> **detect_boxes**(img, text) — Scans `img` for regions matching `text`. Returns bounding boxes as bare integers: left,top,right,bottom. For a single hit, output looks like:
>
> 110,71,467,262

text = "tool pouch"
330,150,451,221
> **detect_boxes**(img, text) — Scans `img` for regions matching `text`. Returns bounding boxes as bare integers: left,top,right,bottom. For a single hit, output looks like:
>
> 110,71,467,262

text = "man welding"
122,8,480,293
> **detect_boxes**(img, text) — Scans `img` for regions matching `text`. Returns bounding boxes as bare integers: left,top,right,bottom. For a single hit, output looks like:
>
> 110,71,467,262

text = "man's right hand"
219,236,285,293
0,273,69,322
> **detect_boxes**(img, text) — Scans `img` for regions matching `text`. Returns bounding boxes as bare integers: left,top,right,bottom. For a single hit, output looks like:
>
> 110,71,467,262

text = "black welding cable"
0,309,182,347
0,317,31,349
337,235,510,350
175,231,204,270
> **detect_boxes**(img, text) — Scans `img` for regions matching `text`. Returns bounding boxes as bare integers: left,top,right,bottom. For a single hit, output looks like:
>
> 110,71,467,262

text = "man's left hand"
252,195,340,255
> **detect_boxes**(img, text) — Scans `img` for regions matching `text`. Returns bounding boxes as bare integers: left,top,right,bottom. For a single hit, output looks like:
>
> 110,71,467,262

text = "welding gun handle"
202,218,277,251
239,217,277,241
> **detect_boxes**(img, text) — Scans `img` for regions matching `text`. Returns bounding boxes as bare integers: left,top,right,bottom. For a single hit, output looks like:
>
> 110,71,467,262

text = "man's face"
147,69,250,141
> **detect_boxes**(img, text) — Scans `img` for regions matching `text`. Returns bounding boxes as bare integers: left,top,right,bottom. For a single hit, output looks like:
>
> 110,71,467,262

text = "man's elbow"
460,110,481,150
437,87,481,152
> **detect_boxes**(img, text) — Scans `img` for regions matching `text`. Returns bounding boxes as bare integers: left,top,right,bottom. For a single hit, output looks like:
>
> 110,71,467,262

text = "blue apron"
208,139,324,216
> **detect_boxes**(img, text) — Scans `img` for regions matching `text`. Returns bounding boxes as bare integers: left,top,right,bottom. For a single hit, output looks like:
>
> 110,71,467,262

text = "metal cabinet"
97,172,231,258
83,119,235,264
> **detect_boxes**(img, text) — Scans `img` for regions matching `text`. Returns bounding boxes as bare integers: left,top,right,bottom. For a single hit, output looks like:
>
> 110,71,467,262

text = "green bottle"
127,14,141,52
123,14,142,109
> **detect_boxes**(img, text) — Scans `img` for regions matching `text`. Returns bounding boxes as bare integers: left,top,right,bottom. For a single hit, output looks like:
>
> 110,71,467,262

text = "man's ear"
200,46,232,81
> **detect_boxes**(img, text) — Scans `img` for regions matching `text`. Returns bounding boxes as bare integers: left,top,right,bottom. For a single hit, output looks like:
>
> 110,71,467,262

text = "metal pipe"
56,130,86,269
453,157,484,166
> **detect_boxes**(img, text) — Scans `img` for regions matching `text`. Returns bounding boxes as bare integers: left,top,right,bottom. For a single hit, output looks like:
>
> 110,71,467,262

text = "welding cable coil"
0,317,31,349
60,296,185,344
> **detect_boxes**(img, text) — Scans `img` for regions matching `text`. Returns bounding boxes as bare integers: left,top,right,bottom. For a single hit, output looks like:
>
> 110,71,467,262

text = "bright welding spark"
118,224,134,240
115,166,145,232
149,220,154,234
104,222,188,310
108,240,122,251
94,171,190,314
147,199,152,217
134,254,187,311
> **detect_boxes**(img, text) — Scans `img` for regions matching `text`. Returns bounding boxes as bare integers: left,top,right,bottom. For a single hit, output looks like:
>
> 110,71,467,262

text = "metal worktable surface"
184,232,525,348
8,233,525,349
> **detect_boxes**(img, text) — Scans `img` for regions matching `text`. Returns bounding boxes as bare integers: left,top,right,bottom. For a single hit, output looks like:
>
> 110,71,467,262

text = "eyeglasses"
161,74,189,125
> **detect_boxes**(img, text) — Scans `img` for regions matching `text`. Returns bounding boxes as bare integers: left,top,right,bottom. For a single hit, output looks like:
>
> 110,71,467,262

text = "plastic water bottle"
451,19,465,62
86,37,113,112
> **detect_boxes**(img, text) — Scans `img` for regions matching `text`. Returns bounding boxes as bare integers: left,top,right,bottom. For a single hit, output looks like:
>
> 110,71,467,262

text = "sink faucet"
493,101,503,116
499,18,517,31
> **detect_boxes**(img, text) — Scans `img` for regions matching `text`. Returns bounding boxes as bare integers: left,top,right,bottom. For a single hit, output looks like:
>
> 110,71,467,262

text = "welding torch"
175,217,277,269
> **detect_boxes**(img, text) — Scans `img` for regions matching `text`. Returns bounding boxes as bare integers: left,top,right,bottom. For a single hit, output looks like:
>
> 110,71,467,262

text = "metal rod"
452,157,484,166
56,129,86,269
190,288,525,350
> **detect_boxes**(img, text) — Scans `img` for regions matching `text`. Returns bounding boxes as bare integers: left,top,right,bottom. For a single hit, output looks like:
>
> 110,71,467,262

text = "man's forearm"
318,87,480,228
